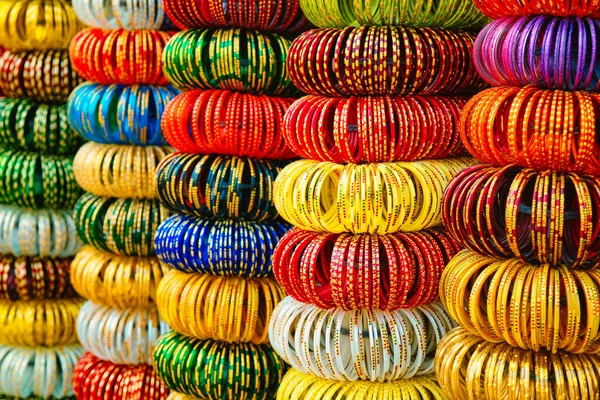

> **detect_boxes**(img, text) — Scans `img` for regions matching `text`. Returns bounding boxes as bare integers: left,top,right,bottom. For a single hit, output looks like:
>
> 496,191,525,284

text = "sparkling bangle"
473,0,600,18
71,0,170,30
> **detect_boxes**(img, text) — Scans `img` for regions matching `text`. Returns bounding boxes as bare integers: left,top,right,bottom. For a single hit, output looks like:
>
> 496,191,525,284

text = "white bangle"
72,0,167,30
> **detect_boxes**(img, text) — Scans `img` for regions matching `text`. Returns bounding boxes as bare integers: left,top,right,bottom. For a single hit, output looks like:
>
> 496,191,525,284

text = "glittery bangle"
473,0,600,18
72,0,171,30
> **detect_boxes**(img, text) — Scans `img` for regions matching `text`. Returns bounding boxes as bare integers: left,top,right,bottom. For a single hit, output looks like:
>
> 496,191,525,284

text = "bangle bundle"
155,214,290,278
77,301,169,365
157,270,285,344
70,245,170,309
161,89,296,159
442,164,600,268
472,0,600,18
287,27,484,97
153,331,285,400
156,153,284,221
274,157,475,234
71,0,169,30
69,29,173,85
67,83,179,146
73,142,173,199
284,95,468,163
163,29,293,95
269,297,455,382
74,193,171,257
273,228,460,310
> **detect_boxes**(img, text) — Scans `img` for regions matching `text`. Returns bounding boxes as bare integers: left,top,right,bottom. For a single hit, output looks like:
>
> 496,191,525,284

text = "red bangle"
473,0,600,18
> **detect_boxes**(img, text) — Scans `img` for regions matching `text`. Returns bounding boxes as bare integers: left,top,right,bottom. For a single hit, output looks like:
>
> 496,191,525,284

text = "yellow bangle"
166,392,198,400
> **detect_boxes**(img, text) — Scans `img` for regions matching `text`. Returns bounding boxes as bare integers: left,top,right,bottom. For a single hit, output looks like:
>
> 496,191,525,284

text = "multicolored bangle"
72,0,170,30
472,0,600,18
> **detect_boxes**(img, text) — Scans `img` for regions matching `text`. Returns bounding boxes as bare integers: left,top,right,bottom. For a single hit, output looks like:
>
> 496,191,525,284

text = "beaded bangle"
155,214,290,278
275,157,475,234
156,153,285,221
70,29,173,85
71,245,169,309
163,28,294,95
435,327,600,400
74,142,173,199
269,296,456,382
157,269,285,344
274,228,460,310
443,165,600,268
0,344,83,399
288,27,484,97
161,89,296,159
153,331,285,400
71,0,170,30
284,95,468,163
473,0,600,18
0,50,82,103
67,83,179,146
74,193,171,257
73,352,169,400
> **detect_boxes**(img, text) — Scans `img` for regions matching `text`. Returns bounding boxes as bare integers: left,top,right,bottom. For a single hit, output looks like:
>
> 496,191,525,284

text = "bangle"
288,27,484,97
284,95,468,163
0,298,83,347
71,245,170,309
155,214,290,278
435,327,600,400
69,29,173,85
67,83,179,146
269,296,456,381
163,28,294,96
161,89,296,159
153,331,285,399
0,343,83,399
166,393,195,400
156,269,285,344
273,228,460,310
73,142,174,199
71,0,170,30
0,50,82,103
156,153,284,221
73,352,168,400
443,165,600,268
74,193,171,257
275,157,475,234
473,0,600,18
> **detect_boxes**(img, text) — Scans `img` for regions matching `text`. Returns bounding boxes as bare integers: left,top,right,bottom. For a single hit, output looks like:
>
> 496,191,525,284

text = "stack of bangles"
283,95,468,163
274,157,475,234
287,27,484,96
73,142,173,199
156,153,284,220
67,83,179,145
152,331,285,400
472,0,600,18
269,297,456,382
435,328,600,400
156,269,285,344
74,193,171,256
442,164,600,268
273,228,460,310
70,246,170,309
155,214,290,277
71,0,168,30
77,302,169,365
161,89,296,158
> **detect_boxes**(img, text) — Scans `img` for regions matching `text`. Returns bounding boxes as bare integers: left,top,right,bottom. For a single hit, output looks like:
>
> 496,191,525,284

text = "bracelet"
153,331,285,400
288,27,484,97
71,245,170,309
71,0,170,30
155,214,290,278
69,29,173,85
163,28,294,95
166,393,195,400
161,89,296,159
275,157,475,234
157,269,285,344
0,298,83,347
273,228,460,310
73,352,168,400
473,0,600,18
269,296,456,382
156,153,284,221
435,327,600,400
0,344,83,399
74,193,171,257
443,164,600,268
74,142,173,199
0,50,82,103
67,83,179,146
284,95,468,163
